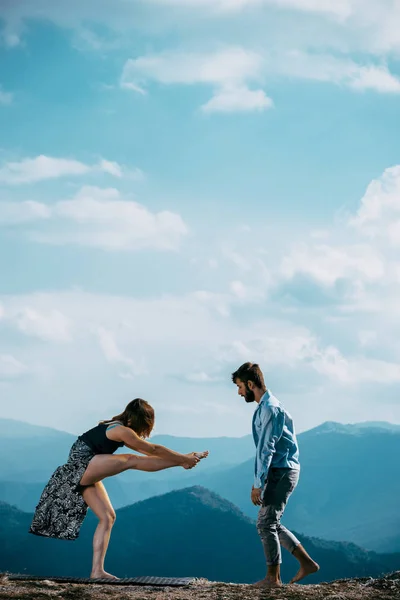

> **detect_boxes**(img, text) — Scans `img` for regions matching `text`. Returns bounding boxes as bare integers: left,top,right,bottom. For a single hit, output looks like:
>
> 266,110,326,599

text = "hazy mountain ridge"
1,419,400,554
1,487,400,585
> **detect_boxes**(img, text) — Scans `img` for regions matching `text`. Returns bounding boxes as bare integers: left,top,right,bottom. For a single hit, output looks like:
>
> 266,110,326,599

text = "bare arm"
107,425,189,466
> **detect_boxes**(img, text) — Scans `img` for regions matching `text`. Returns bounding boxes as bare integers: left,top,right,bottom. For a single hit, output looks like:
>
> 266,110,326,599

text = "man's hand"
251,487,263,506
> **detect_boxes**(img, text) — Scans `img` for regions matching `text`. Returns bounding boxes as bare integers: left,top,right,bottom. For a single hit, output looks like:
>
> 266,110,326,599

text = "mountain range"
1,418,399,553
1,486,399,584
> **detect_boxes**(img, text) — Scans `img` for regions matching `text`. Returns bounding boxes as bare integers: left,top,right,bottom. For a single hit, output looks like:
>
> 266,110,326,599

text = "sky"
0,0,400,437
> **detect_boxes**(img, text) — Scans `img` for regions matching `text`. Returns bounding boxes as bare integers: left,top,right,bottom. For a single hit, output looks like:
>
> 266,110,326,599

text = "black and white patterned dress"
29,422,124,540
29,439,96,540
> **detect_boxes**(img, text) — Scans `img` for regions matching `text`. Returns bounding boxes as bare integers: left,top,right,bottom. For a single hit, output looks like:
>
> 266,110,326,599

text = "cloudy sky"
1,0,400,438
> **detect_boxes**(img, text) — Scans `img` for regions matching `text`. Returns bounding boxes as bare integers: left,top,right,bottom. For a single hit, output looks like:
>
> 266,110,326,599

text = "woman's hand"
182,451,209,469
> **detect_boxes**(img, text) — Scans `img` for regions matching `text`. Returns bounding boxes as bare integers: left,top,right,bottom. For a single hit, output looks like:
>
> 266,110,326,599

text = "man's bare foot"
90,570,119,580
289,561,320,584
252,578,282,588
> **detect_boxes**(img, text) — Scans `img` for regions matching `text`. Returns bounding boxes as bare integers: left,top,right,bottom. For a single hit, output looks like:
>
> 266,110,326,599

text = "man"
231,362,319,587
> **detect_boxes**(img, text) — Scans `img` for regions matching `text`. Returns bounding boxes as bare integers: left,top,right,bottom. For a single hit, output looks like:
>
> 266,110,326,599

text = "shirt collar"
259,389,271,406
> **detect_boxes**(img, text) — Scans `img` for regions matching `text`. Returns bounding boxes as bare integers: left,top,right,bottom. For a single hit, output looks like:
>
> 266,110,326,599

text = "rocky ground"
1,572,400,600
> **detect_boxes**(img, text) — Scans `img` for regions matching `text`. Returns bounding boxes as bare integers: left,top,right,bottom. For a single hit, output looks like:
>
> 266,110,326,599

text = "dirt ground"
1,572,400,600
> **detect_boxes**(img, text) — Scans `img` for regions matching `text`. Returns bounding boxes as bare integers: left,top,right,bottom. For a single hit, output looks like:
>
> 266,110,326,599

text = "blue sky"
1,0,400,437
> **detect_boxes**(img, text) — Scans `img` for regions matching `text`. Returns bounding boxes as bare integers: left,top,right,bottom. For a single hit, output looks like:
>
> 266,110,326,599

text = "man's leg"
270,471,320,584
255,503,283,587
289,543,320,584
254,469,288,587
254,468,302,587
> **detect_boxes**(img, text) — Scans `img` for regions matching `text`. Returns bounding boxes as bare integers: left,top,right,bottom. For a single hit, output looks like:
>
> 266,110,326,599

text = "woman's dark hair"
100,398,154,438
231,362,266,390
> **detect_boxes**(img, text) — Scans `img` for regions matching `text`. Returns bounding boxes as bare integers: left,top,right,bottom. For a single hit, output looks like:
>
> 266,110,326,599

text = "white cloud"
222,248,251,271
349,165,400,236
1,284,400,433
2,0,400,60
121,47,270,114
122,47,263,86
12,308,73,342
0,186,188,251
95,326,148,378
358,330,377,347
0,354,27,379
146,0,352,19
277,165,400,301
184,371,222,383
230,280,265,301
201,84,272,113
0,155,139,185
268,51,400,94
281,242,385,286
2,33,21,48
0,86,13,105
220,327,400,386
0,201,51,224
313,348,400,385
0,156,89,184
97,159,122,178
121,46,400,116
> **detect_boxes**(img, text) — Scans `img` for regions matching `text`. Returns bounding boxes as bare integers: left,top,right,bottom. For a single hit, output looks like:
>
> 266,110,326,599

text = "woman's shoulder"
104,420,124,429
105,421,126,444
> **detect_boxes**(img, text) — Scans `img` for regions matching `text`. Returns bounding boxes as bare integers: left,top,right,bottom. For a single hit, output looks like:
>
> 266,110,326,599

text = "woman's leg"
80,453,183,487
82,482,117,579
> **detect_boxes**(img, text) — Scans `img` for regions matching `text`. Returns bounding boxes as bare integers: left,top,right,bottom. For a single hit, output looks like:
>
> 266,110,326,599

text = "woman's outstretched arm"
107,425,207,467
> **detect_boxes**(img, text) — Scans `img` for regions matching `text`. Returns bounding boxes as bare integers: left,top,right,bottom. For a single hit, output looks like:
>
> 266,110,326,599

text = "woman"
29,398,208,580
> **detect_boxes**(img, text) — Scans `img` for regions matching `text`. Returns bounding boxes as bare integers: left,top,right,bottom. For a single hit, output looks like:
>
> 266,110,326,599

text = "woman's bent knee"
100,512,116,528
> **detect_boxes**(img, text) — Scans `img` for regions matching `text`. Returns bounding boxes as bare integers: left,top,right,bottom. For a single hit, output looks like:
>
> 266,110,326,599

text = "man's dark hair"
231,362,266,390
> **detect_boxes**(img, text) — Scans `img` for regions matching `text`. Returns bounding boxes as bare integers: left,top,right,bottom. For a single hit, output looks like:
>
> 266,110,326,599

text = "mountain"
117,421,400,553
2,419,400,553
0,419,72,439
0,419,76,483
0,477,132,514
1,488,399,584
301,420,400,436
187,423,400,553
0,418,254,483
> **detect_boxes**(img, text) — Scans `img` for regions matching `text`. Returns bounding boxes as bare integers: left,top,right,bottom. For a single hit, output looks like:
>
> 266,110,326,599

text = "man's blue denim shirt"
252,389,300,489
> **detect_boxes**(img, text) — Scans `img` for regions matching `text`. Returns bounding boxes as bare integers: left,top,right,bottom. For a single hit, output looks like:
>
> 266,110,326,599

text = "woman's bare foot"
90,570,119,580
182,451,209,469
194,451,209,460
289,561,320,584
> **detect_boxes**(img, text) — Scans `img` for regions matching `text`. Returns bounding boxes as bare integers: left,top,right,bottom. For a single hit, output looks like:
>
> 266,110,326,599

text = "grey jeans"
256,467,300,565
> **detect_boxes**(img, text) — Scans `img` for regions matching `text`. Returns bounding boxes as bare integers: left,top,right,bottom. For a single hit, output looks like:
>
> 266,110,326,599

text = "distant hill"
301,420,400,436
0,477,132,514
0,419,76,483
108,421,400,552
1,487,399,583
2,419,400,553
189,423,400,553
0,418,254,482
0,419,73,439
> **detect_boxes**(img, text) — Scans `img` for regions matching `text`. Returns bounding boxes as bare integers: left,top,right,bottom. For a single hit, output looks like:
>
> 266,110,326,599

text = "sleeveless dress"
29,421,124,541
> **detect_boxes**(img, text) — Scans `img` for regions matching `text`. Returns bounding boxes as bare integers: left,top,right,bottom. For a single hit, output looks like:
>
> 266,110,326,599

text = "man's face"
235,378,255,403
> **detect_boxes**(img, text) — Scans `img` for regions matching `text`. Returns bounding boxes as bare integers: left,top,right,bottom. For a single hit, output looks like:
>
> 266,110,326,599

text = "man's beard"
245,386,255,403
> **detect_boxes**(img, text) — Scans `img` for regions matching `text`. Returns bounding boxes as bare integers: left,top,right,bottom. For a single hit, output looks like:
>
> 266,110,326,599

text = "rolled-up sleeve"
254,406,284,489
